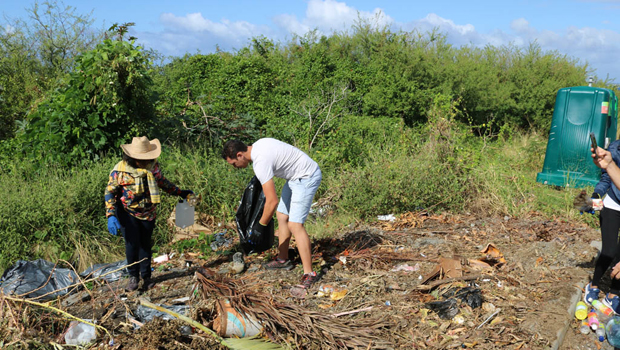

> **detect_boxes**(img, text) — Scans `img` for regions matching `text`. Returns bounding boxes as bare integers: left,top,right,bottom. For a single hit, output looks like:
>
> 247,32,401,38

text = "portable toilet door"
536,85,618,188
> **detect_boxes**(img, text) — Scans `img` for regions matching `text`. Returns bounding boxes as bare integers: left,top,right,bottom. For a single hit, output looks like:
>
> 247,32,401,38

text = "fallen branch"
415,274,491,291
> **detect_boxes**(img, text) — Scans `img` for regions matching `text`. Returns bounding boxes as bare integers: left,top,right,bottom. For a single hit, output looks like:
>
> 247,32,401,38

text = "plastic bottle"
580,320,590,334
596,323,606,342
607,317,620,347
591,300,614,317
175,199,194,228
588,309,600,330
575,301,588,320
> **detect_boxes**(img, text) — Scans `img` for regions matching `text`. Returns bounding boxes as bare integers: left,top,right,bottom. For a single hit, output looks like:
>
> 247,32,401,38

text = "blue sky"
2,0,620,83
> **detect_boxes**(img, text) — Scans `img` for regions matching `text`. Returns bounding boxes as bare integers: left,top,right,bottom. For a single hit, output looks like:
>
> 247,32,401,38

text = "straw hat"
121,136,161,160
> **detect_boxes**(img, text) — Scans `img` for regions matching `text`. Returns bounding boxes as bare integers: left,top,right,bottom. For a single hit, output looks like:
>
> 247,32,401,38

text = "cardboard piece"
420,257,463,285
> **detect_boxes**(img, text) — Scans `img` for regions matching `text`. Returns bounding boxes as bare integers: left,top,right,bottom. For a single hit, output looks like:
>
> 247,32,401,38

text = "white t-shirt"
604,194,620,211
251,138,319,185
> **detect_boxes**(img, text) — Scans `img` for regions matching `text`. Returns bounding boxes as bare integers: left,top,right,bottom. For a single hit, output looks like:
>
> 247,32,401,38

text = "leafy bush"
19,30,155,165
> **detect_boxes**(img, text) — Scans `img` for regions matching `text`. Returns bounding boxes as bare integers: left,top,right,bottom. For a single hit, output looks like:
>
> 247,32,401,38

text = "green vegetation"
0,3,614,272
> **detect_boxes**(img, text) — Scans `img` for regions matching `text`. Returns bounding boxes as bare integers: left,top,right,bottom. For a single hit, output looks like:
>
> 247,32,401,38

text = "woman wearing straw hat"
104,136,193,292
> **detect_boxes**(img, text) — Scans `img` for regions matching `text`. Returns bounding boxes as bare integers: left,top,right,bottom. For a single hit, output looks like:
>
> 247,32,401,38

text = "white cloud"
135,12,273,55
274,0,393,36
133,0,620,82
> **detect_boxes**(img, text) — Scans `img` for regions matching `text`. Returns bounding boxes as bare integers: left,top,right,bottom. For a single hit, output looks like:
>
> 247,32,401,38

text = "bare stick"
331,306,373,318
477,309,501,329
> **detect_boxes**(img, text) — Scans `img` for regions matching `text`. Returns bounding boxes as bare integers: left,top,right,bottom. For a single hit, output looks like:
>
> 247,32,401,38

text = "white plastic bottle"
175,199,194,228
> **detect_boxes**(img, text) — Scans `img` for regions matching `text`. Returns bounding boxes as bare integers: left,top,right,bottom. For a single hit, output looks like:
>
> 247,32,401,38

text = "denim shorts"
277,168,322,223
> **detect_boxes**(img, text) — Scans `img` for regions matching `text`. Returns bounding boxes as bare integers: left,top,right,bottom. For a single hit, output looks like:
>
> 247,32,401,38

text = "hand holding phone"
590,133,598,153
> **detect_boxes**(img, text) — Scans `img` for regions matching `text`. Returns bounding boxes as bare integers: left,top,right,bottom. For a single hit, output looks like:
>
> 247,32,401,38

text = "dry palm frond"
195,268,391,349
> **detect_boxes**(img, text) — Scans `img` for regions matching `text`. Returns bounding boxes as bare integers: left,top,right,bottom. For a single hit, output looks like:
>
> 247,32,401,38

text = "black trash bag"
454,286,483,309
442,285,483,309
426,298,459,320
79,260,129,283
235,176,275,254
0,259,80,300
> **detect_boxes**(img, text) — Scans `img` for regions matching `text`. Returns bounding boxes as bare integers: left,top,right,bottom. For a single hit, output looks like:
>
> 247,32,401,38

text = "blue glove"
107,216,121,236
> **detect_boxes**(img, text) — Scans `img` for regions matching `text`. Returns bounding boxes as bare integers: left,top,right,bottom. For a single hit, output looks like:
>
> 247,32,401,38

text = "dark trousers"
117,208,155,280
593,207,620,295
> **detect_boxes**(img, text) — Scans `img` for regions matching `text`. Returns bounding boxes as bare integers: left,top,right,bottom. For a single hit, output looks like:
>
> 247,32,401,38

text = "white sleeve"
253,161,274,185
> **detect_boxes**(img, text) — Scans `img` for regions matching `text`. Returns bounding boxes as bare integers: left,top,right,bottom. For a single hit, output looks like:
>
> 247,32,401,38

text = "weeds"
0,120,595,273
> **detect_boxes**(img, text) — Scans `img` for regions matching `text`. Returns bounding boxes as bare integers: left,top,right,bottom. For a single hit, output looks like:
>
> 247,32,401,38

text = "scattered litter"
64,319,96,346
427,298,459,320
214,300,262,338
391,263,419,272
134,304,189,323
0,259,80,301
210,231,233,251
377,214,396,222
330,289,348,301
153,254,169,263
339,256,347,265
80,260,128,282
385,301,392,306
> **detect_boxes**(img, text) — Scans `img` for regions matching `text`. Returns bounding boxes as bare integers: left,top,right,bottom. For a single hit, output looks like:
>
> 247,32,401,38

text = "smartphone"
590,132,598,151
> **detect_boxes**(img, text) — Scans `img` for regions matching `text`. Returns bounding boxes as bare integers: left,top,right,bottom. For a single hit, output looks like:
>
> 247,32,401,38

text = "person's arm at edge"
593,146,620,189
260,179,278,225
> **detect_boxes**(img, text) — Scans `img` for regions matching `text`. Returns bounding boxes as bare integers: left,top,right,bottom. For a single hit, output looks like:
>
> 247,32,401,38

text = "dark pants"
593,207,620,295
117,208,155,280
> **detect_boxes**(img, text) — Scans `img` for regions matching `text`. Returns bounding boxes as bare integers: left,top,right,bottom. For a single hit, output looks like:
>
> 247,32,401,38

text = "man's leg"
288,222,313,274
276,210,292,260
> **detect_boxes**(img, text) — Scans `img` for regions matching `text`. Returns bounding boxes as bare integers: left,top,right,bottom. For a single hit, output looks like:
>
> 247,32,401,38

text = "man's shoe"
264,258,294,271
603,294,620,315
299,272,319,289
125,276,139,292
584,283,600,305
142,277,156,291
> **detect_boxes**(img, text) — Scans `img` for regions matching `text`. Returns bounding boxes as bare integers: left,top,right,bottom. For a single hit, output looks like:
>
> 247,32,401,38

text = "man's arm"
260,179,278,225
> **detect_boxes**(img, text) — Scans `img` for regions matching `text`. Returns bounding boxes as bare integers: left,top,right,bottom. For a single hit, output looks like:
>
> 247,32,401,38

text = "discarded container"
597,323,606,342
591,299,613,317
607,317,620,346
575,301,588,320
213,300,262,338
64,320,96,346
175,199,195,229
153,254,169,263
588,309,600,330
580,320,591,334
319,285,335,294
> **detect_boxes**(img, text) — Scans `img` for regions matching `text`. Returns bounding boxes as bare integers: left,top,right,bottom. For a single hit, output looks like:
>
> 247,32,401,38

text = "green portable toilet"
536,85,618,188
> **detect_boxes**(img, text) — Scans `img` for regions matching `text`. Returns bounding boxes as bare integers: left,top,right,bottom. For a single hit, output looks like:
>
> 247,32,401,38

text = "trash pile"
575,293,620,346
0,211,604,349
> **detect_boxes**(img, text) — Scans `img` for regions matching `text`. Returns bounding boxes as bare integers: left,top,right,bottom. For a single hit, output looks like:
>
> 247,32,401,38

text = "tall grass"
0,121,595,273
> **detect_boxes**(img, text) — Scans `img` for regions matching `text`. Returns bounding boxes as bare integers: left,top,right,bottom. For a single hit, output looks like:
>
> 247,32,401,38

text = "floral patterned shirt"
105,162,181,221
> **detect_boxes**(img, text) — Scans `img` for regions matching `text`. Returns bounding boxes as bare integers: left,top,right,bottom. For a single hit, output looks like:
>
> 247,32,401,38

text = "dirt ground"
28,212,620,349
